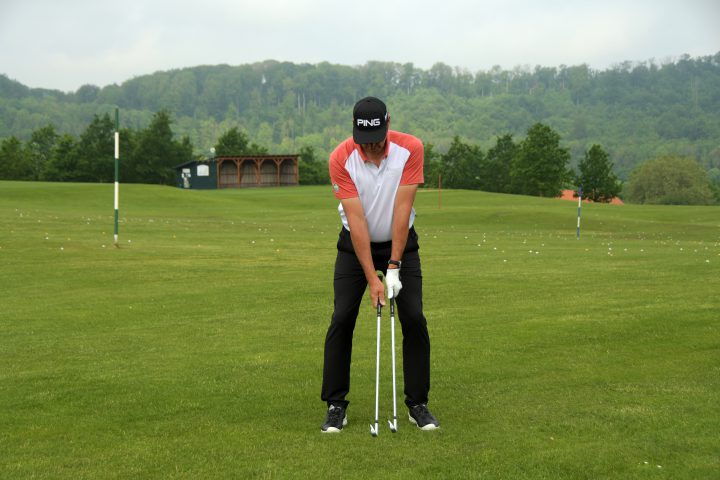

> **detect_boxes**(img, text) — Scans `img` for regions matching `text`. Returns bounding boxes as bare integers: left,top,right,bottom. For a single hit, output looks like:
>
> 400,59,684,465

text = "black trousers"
321,227,430,409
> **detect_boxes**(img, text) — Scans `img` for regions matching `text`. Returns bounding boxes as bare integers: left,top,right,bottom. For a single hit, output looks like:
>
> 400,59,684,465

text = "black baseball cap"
353,97,389,144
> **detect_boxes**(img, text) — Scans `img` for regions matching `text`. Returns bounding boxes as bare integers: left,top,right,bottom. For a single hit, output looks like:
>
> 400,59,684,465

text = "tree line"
2,111,716,204
1,53,719,180
0,111,329,187
0,112,193,184
424,124,717,204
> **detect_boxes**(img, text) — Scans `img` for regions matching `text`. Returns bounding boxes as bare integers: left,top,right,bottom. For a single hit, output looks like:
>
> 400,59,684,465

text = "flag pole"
114,108,120,247
438,173,442,209
576,186,582,239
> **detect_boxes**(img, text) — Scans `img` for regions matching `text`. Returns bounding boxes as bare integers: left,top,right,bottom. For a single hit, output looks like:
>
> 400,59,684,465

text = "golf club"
370,299,381,437
387,297,398,433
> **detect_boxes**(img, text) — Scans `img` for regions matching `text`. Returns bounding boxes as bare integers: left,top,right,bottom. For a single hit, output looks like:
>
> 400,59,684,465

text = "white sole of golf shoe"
409,414,440,430
321,417,347,433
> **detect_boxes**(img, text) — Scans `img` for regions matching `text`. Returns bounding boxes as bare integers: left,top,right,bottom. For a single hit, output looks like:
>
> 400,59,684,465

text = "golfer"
321,97,439,432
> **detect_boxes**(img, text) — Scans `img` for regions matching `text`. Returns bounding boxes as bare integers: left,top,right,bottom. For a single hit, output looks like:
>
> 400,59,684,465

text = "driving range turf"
1,181,718,479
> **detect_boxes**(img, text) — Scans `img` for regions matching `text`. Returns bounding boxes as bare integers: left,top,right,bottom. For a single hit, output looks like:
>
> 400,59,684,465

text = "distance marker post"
576,186,582,239
114,108,120,247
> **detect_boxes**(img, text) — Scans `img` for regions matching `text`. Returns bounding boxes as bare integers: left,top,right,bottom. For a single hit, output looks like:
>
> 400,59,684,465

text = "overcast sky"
1,0,718,92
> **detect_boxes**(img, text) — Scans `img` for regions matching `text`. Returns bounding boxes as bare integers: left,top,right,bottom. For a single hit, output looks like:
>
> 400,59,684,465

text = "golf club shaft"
374,301,381,433
390,297,397,429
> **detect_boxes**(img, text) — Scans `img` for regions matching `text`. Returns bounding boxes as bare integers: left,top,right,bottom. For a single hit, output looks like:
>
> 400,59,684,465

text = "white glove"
385,268,402,299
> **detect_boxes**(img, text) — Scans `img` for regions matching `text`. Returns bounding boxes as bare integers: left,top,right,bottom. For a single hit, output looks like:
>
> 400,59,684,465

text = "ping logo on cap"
356,118,382,127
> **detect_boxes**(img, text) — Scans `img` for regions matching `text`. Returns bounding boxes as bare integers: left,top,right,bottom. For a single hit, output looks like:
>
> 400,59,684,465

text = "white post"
114,108,120,246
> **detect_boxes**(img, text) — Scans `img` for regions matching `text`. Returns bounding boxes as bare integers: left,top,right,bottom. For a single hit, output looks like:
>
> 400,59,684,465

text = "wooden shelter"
216,155,299,188
175,155,299,189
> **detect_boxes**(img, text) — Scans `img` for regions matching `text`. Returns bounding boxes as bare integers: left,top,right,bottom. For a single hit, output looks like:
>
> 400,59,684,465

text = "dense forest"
1,53,719,181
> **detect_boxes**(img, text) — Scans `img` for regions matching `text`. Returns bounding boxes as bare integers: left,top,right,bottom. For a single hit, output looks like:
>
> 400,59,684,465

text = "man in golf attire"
321,96,439,432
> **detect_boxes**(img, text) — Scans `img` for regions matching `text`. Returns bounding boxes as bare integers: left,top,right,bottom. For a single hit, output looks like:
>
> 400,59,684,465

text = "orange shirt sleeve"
329,141,358,199
400,138,424,185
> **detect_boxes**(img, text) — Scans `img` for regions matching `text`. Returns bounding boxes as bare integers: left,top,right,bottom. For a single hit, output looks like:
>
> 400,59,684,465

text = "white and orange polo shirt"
329,130,424,242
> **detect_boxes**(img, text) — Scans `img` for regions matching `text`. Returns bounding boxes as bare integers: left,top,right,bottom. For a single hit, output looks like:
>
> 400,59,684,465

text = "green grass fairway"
1,181,718,479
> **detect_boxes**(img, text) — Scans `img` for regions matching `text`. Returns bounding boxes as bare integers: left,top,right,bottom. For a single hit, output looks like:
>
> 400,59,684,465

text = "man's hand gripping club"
385,267,402,299
370,268,402,309
369,274,386,308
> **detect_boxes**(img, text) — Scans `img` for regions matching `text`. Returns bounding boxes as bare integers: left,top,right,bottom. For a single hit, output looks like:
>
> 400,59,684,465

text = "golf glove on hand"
385,268,402,299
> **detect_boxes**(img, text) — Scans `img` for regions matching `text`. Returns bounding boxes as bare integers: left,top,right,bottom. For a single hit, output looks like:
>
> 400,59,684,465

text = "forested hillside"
1,53,719,179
